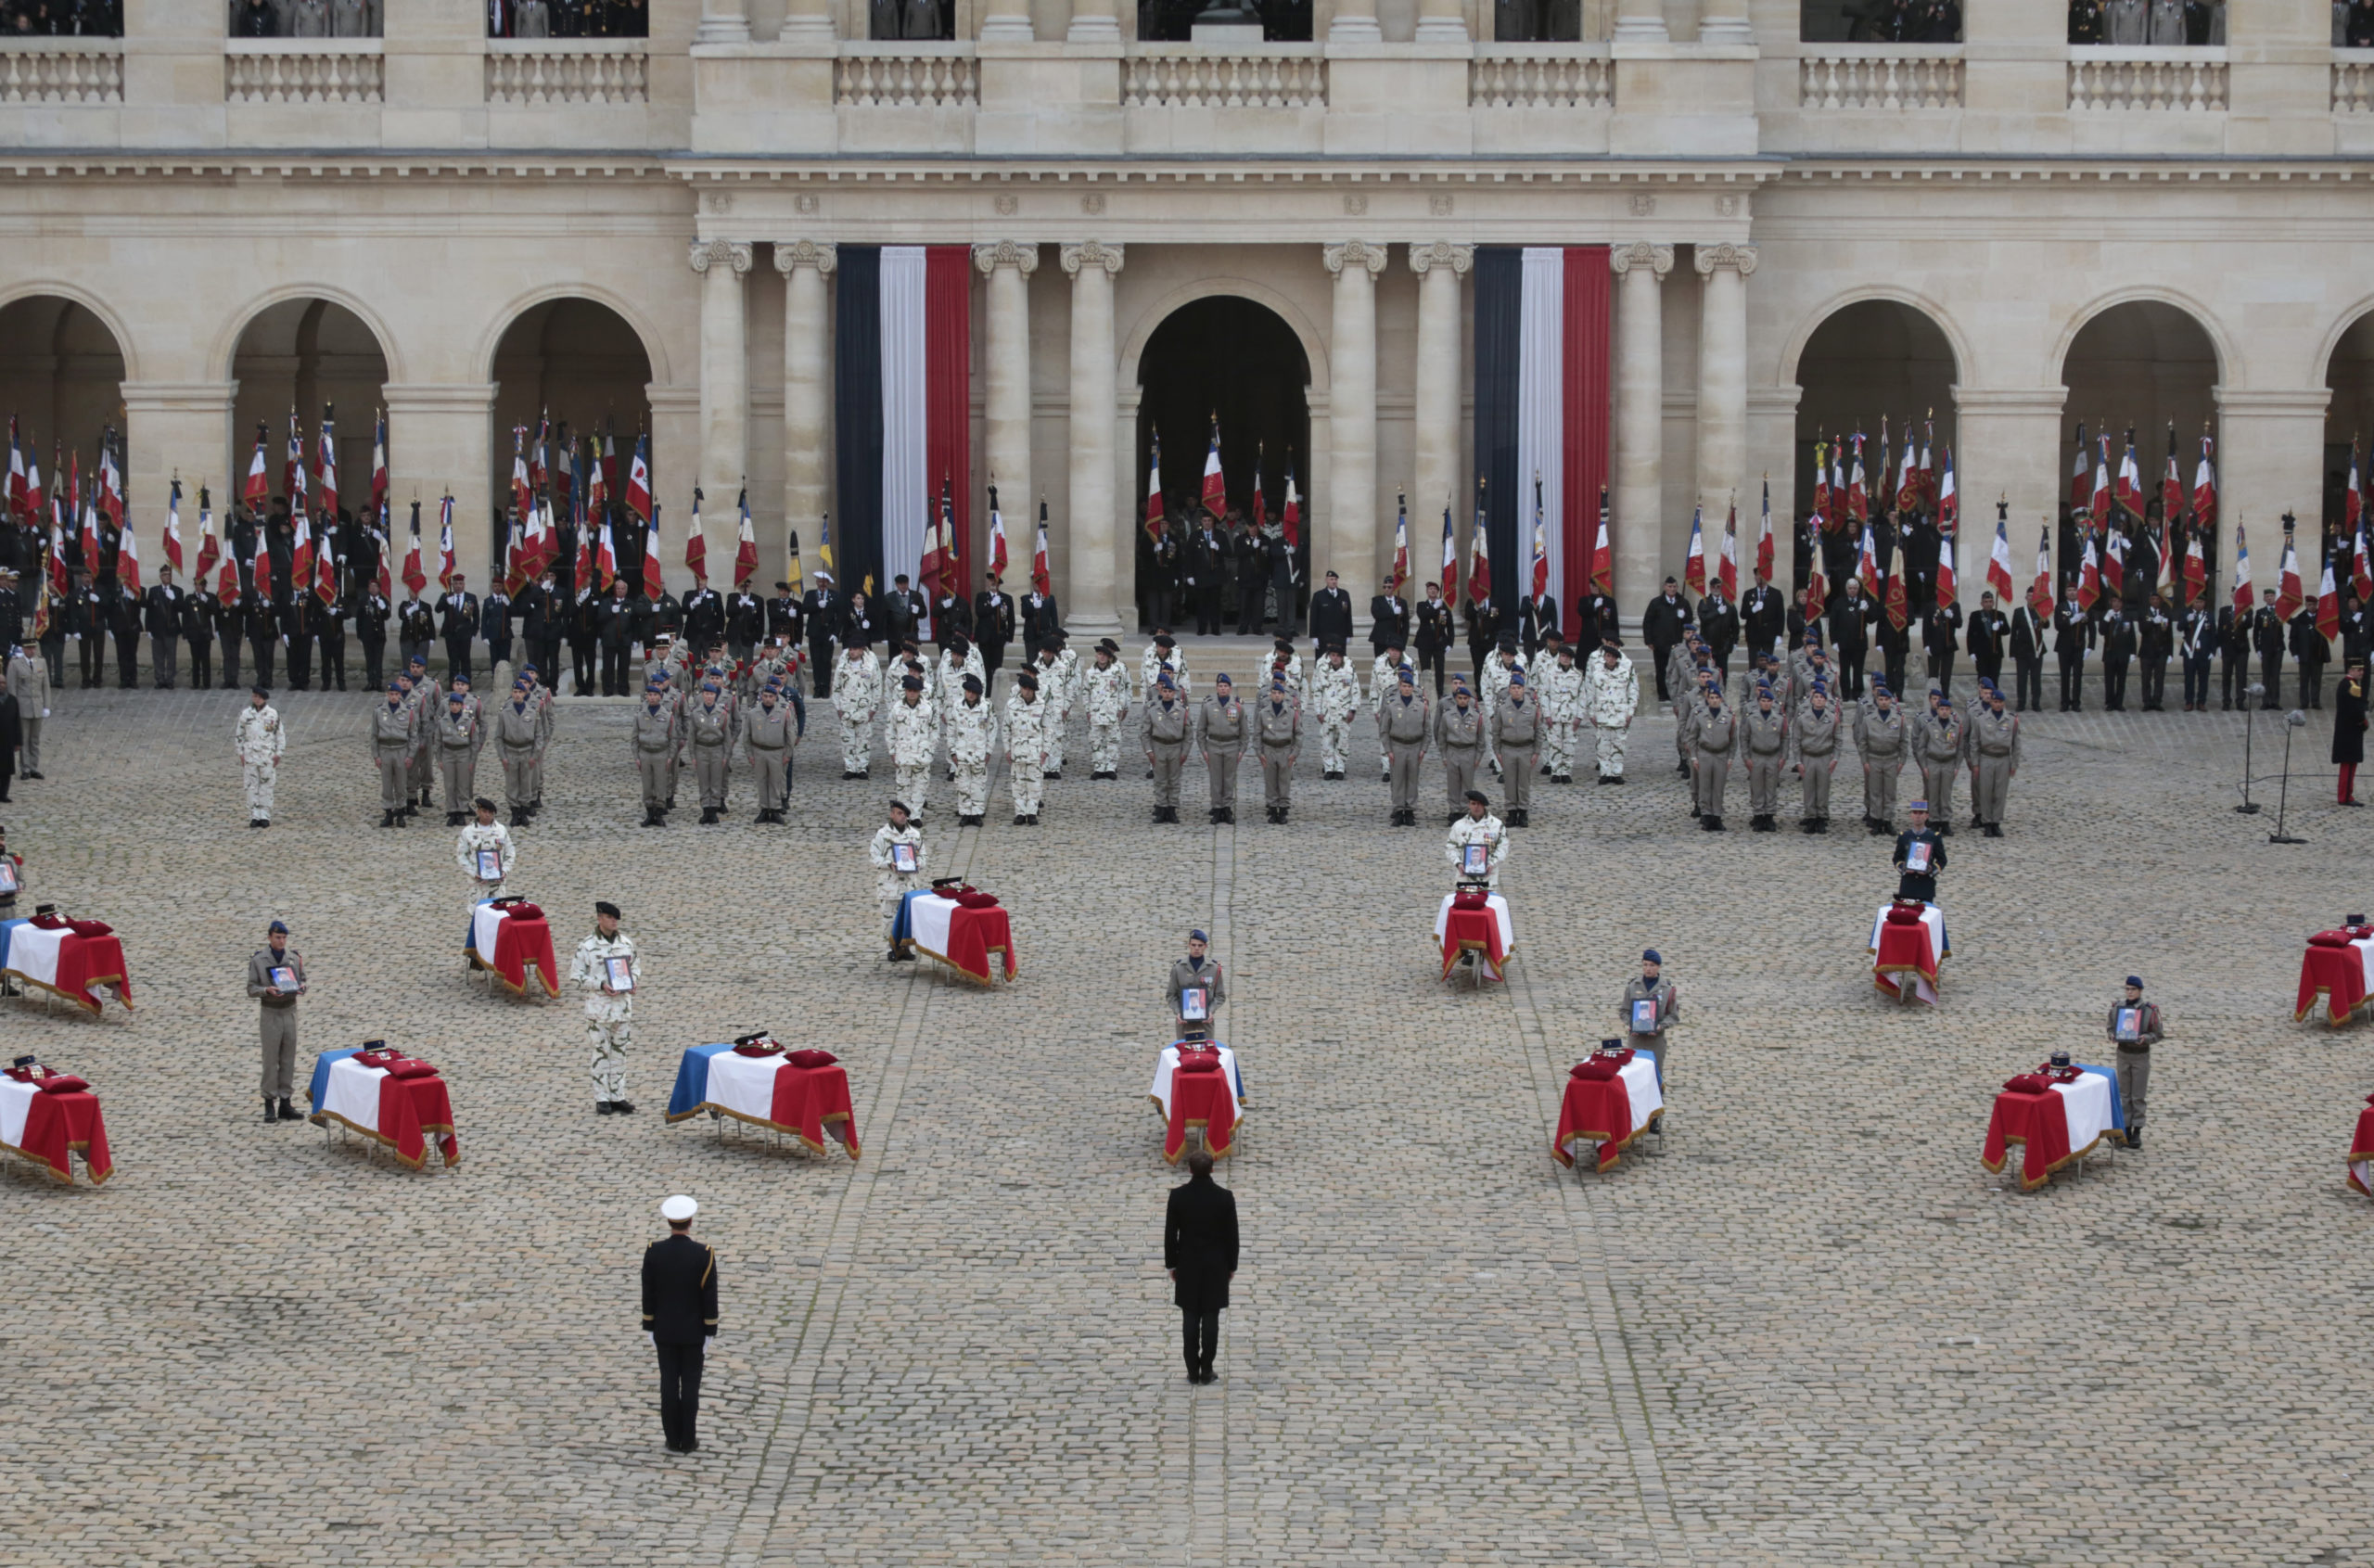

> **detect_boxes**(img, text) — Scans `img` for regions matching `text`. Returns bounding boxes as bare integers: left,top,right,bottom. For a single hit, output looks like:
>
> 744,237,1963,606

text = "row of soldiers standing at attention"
627,633,809,825
1662,624,2022,837
366,656,555,829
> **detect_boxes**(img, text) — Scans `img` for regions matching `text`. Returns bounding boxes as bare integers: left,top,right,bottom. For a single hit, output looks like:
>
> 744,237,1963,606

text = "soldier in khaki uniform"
1789,680,1839,833
435,690,481,826
681,684,740,824
1434,679,1485,824
1621,950,1679,1085
1686,678,1735,831
1968,681,2021,837
1852,680,1908,834
497,679,543,823
1256,674,1300,823
568,900,640,1115
403,655,441,812
1380,666,1430,826
368,682,415,828
1914,688,1966,835
246,919,306,1123
1142,672,1191,823
1490,669,1539,827
745,681,799,823
1742,681,1788,832
631,683,679,828
1197,674,1246,826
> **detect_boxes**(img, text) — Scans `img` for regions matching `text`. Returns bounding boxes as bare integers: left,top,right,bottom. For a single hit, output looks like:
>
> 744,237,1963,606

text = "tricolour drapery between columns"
1473,246,1611,618
836,244,974,606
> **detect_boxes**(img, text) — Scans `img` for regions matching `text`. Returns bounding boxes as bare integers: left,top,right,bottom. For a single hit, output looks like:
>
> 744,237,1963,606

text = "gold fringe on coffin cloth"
1552,1112,1661,1172
669,1099,862,1161
2296,986,2370,1027
1979,1128,2115,1192
911,939,1013,988
466,947,559,999
0,1134,114,1185
2,967,131,1016
306,1109,462,1170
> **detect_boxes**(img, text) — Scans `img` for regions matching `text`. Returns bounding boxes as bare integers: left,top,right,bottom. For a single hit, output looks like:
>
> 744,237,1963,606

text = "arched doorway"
230,298,390,600
1793,299,1959,616
2059,300,2220,607
1134,295,1310,633
2325,310,2374,542
491,299,655,596
0,294,127,580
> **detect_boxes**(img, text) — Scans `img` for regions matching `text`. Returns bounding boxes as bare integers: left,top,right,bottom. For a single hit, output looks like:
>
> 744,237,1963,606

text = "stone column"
646,385,702,595
975,242,1039,529
695,0,752,45
1693,242,1754,542
1415,0,1468,42
384,383,498,593
1696,0,1752,45
120,381,236,587
780,0,836,44
1611,0,1668,43
2215,386,2331,574
691,238,752,575
1062,242,1125,636
1407,243,1473,548
1325,241,1387,608
774,240,836,574
1328,0,1381,45
1114,385,1142,630
980,0,1035,42
1067,0,1120,42
1611,242,1672,617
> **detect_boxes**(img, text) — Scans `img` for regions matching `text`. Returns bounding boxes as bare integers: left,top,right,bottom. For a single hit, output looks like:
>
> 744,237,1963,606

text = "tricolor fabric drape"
836,245,973,603
1473,245,1612,613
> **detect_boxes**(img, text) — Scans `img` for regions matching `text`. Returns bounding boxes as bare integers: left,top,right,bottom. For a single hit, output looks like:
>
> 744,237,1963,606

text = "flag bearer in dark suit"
1164,1150,1238,1385
642,1194,720,1453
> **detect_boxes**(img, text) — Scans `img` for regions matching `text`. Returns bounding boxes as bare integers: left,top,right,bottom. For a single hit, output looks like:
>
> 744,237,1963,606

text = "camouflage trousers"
588,1013,632,1103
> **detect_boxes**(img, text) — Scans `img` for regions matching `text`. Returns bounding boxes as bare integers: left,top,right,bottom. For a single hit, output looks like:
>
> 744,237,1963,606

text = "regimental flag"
1874,416,1896,516
114,491,141,593
530,411,549,498
2103,524,2126,599
1252,450,1268,533
370,503,389,599
2317,556,2341,642
920,480,952,601
1143,435,1165,543
1682,504,1706,596
2031,525,2055,619
2076,530,2101,614
18,440,38,534
2184,521,2206,606
289,503,313,593
786,527,806,596
31,538,50,637
1717,498,1738,602
370,408,389,519
2070,423,2090,518
1934,529,1958,607
315,509,339,606
1987,504,2016,602
1032,498,1053,598
595,516,618,592
316,404,338,516
2114,427,2145,528
281,408,302,510
504,511,527,598
436,493,456,591
511,425,533,525
2090,432,2112,530
1281,464,1301,553
1593,486,1615,595
96,429,124,533
2347,440,2366,550
987,482,1010,582
2230,521,2253,615
1531,477,1552,601
625,432,654,526
1440,502,1460,605
245,422,271,510
195,485,221,585
1883,556,1908,634
4,415,24,523
1916,417,1935,511
164,477,185,574
734,486,758,587
817,511,835,583
1935,447,1958,537
1832,442,1848,526
2275,528,2304,622
524,496,553,583
586,432,609,516
2162,425,2184,526
2191,431,2217,533
1856,523,1881,601
1896,427,1920,516
1812,437,1832,531
573,510,594,597
2355,516,2374,607
73,453,96,579
1804,539,1828,621
1847,433,1868,527
402,500,427,596
1200,419,1225,515
686,486,707,580
1392,491,1410,593
642,498,664,601
1468,479,1491,606
1469,245,1614,611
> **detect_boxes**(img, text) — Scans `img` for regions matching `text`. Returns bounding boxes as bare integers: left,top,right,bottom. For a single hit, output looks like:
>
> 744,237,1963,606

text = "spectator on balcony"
513,0,550,35
2069,0,2103,40
330,0,368,34
2147,0,2184,43
288,0,328,35
2187,0,2222,41
2104,0,2145,41
2348,0,2374,45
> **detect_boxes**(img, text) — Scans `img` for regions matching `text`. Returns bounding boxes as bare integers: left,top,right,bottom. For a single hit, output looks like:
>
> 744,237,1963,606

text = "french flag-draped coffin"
1472,247,1613,611
835,246,974,609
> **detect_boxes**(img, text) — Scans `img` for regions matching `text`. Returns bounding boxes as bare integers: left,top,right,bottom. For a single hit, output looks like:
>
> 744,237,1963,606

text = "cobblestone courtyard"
5,644,2370,1567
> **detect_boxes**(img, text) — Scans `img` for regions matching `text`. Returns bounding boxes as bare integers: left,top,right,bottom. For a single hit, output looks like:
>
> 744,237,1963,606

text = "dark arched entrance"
0,294,126,581
1134,296,1310,633
229,297,390,601
2061,300,2220,607
491,299,655,595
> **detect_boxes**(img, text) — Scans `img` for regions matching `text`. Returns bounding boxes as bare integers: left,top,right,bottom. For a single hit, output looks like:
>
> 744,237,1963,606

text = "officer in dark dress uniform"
641,1194,721,1453
354,584,390,690
803,572,840,695
1892,798,1946,903
974,573,1015,697
1163,1149,1238,1385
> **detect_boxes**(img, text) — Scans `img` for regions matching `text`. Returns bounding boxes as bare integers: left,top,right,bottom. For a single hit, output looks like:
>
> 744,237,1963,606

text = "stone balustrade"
0,37,122,105
486,40,650,105
224,39,385,106
1797,45,1963,110
2068,45,2228,111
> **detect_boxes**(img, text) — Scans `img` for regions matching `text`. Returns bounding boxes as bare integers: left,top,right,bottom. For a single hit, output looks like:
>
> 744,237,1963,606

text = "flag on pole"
402,500,427,595
316,404,338,514
2070,423,2090,518
372,502,389,599
2347,440,2365,545
1916,417,1935,510
2184,523,2206,606
1531,478,1551,601
511,424,532,525
315,512,339,606
370,408,389,519
5,415,23,523
734,486,759,586
2355,516,2373,607
1200,418,1224,515
289,502,313,592
1593,487,1615,595
1282,464,1301,553
2274,527,2303,622
786,527,806,596
642,497,664,599
164,477,185,573
530,411,549,496
1934,529,1957,607
2230,521,2252,615
96,429,124,532
987,482,1009,580
1467,480,1490,606
1873,417,1895,516
1143,436,1165,543
2317,556,2341,641
1934,446,1958,536
2114,427,2145,527
2030,525,2055,619
195,485,220,584
31,541,50,638
2090,432,2112,529
19,441,38,533
245,422,271,510
920,480,951,600
1883,555,1908,634
2102,523,2126,598
1811,438,1832,530
1846,433,1868,526
1804,541,1827,623
685,486,706,580
282,409,302,508
1717,498,1738,601
1857,524,1881,601
1440,503,1460,605
73,454,96,579
1391,491,1410,593
1032,498,1052,597
1251,449,1268,533
524,495,553,582
1987,504,2016,602
2076,530,2101,614
436,494,456,590
595,517,617,592
114,492,141,593
625,432,654,526
2162,425,2184,525
1896,426,1920,515
2190,430,2216,533
817,511,835,582
1682,504,1706,595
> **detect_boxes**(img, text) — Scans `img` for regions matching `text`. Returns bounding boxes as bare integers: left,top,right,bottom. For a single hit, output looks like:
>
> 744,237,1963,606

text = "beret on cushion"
1884,905,1926,926
733,1041,784,1057
384,1060,440,1080
786,1049,838,1069
1451,889,1491,911
1175,1048,1222,1076
2309,930,2355,948
1571,1059,1623,1082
